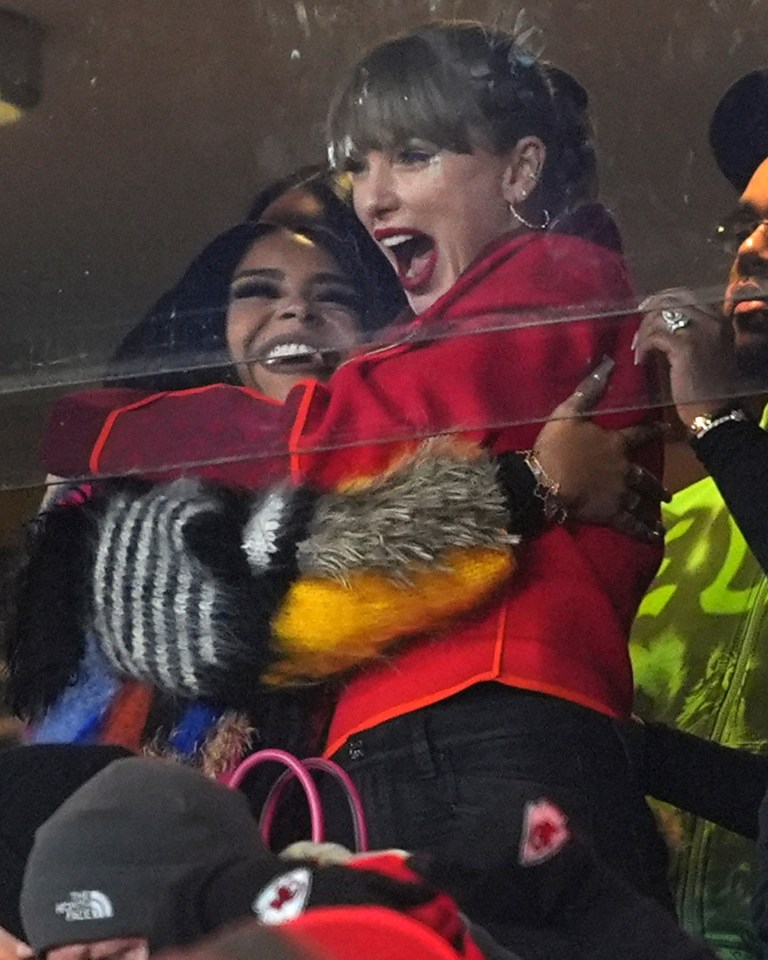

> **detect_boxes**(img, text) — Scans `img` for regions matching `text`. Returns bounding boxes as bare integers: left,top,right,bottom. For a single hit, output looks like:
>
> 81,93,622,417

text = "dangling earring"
509,198,551,231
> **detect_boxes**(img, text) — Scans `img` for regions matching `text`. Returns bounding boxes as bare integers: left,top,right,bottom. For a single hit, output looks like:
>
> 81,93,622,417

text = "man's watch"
688,406,749,441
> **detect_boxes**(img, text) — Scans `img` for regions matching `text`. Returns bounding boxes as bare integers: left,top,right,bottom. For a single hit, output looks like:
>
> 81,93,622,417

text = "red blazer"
45,231,662,754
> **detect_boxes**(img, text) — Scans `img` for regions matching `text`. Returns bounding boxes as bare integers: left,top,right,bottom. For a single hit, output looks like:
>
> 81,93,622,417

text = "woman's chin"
239,359,338,401
406,283,441,315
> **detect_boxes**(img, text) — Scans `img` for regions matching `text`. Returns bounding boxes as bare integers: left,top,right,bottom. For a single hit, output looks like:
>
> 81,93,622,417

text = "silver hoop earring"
509,201,550,231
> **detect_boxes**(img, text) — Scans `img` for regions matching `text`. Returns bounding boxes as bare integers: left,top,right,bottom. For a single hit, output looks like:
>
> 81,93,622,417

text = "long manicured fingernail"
631,330,639,351
592,355,615,381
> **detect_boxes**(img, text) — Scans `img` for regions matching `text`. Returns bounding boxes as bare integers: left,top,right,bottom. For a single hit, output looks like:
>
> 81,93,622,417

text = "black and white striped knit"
91,479,308,702
10,441,516,715
90,446,514,699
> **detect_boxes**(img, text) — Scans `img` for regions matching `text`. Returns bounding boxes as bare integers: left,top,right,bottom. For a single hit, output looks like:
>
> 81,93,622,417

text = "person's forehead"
239,229,339,272
741,155,768,211
47,938,147,960
261,185,327,223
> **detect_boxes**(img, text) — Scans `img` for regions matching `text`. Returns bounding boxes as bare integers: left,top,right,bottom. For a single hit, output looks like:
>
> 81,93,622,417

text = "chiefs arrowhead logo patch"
253,867,312,924
518,799,570,866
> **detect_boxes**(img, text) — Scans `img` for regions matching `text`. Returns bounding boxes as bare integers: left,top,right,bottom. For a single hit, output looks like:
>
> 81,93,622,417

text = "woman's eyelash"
395,144,438,165
230,280,359,312
398,150,431,162
230,279,279,301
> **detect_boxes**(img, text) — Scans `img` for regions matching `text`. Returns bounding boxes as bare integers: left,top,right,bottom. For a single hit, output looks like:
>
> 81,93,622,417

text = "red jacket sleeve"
44,232,661,502
291,232,660,487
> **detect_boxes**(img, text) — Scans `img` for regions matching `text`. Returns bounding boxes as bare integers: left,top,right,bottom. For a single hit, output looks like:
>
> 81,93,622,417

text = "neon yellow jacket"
631,423,768,960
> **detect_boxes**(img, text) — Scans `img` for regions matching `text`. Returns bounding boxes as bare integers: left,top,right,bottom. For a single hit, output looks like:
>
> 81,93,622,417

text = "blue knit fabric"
168,701,222,759
30,634,119,744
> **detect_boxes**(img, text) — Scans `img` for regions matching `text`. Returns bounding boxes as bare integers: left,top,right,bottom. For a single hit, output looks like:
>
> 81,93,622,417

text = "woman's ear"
501,136,547,205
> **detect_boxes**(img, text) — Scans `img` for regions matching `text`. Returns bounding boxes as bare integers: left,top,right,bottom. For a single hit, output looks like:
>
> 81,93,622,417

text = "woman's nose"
354,155,399,224
278,298,319,324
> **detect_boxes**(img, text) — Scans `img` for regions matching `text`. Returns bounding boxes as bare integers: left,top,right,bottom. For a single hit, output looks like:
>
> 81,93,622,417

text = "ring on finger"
661,308,691,334
627,463,646,487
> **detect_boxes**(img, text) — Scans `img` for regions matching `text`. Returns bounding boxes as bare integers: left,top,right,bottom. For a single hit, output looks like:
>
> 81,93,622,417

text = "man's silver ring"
661,308,691,334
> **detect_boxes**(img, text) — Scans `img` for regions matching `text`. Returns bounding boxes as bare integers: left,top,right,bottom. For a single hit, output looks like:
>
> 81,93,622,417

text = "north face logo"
55,891,114,921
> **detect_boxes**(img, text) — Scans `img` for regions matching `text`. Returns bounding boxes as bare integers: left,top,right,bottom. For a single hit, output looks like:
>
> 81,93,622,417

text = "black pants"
326,685,671,915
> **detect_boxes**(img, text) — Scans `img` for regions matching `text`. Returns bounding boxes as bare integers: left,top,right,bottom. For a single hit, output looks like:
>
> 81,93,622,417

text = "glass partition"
1,0,767,492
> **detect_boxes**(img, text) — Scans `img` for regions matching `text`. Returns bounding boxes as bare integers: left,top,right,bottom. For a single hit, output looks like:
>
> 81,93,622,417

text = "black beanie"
710,69,768,192
0,743,132,941
20,756,279,954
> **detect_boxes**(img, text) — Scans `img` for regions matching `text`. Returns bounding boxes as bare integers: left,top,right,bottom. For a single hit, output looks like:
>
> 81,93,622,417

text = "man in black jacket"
631,68,768,960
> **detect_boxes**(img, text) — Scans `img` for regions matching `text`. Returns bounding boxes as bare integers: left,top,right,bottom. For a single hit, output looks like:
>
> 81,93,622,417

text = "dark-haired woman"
16,219,388,770
106,167,406,394
30,23,667,923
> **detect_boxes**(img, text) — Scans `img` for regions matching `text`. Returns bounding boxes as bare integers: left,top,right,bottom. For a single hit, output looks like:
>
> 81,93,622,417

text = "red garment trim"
323,675,622,759
492,601,507,675
89,383,282,474
289,380,319,484
323,673,496,759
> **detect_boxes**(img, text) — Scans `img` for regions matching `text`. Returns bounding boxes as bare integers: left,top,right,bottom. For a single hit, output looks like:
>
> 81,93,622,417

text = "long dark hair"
327,21,597,223
108,171,405,392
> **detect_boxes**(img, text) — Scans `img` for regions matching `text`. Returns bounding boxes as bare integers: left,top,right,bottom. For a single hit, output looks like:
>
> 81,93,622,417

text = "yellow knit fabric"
265,546,514,684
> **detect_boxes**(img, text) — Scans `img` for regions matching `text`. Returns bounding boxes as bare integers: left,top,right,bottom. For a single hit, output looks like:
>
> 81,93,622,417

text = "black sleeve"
752,791,768,953
495,452,547,537
642,722,768,839
6,495,97,719
691,416,768,574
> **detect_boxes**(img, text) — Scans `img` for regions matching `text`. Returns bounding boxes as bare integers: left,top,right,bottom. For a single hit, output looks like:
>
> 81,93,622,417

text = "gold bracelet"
688,408,748,441
524,451,568,524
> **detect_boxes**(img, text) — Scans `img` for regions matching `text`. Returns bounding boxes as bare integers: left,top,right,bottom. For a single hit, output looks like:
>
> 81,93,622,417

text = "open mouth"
255,340,342,374
377,230,437,292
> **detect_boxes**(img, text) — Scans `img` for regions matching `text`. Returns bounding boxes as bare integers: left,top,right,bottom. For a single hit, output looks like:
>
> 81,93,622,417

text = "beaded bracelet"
523,451,569,524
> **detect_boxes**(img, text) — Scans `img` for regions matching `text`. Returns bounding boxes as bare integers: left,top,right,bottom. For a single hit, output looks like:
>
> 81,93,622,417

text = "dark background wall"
0,0,765,495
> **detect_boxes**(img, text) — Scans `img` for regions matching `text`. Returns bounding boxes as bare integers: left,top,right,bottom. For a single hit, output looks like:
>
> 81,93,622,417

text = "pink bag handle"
261,757,368,853
222,748,368,852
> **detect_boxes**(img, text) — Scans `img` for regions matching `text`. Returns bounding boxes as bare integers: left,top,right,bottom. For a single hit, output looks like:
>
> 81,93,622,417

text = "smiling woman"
22,21,666,901
12,23,672,944
106,216,389,402
104,167,406,394
7,217,393,777
226,225,362,402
